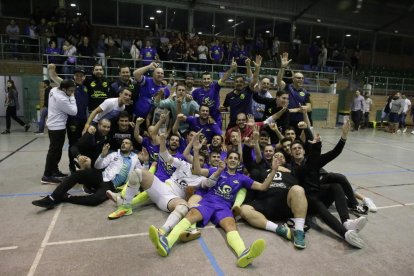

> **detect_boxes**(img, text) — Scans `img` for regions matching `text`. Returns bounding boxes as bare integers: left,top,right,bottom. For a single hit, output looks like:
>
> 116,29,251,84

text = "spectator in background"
271,36,280,66
399,93,411,133
24,19,38,53
45,40,63,65
140,40,158,66
62,39,77,79
77,36,94,67
380,95,392,127
308,41,319,68
351,45,361,71
362,93,373,129
6,19,20,58
54,17,67,49
130,37,142,64
96,33,106,67
197,39,209,70
1,80,30,134
35,80,52,134
292,34,301,61
350,89,365,131
209,39,224,64
37,17,51,51
318,44,328,71
105,39,121,76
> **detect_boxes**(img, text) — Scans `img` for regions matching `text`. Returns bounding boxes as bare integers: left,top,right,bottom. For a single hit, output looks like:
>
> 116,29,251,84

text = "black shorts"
244,189,292,221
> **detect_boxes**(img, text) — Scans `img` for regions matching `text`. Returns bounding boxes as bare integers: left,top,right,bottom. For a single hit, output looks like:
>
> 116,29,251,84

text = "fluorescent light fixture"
145,25,149,28
316,35,321,38
345,34,351,37
394,30,399,33
149,17,155,20
198,32,203,34
76,12,81,16
212,25,216,27
70,3,76,7
220,5,225,9
265,30,270,33
228,19,234,22
316,18,321,23
156,10,162,13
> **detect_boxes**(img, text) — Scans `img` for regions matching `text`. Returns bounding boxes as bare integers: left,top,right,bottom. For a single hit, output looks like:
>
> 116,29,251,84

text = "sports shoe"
179,228,201,242
276,223,291,241
293,230,306,249
397,129,401,134
34,130,44,134
343,216,367,232
149,225,170,257
237,239,266,268
24,124,30,132
41,176,62,185
106,190,124,206
351,204,369,215
344,230,364,249
108,204,132,220
403,128,407,133
51,171,69,178
411,130,414,135
32,195,56,209
363,197,378,212
1,129,10,134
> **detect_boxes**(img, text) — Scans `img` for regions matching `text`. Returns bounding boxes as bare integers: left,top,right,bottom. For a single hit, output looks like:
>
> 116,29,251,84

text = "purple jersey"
155,152,184,182
210,45,223,61
185,116,222,144
223,87,253,127
133,76,170,118
141,47,157,65
142,137,160,163
192,82,222,125
204,168,254,208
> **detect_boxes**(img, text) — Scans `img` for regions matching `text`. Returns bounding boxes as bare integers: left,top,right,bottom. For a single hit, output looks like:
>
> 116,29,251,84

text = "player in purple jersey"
149,134,281,268
132,62,170,120
191,58,237,128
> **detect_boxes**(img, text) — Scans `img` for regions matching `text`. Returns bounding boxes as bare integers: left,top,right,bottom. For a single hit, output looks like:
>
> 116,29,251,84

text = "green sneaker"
276,223,292,241
108,204,132,220
293,230,306,249
149,225,170,257
236,239,266,268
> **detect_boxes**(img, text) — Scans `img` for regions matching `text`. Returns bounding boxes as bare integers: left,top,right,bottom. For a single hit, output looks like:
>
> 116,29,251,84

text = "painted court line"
0,245,18,251
0,138,37,164
27,204,62,276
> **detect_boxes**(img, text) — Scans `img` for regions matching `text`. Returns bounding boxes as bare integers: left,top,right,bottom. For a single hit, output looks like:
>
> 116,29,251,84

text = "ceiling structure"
132,0,414,37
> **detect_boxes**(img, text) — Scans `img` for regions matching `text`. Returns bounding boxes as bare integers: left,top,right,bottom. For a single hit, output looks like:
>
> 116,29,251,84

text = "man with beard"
109,65,136,115
192,58,238,128
251,77,273,122
33,138,145,208
85,64,111,111
221,56,262,129
184,73,196,94
109,111,141,151
176,105,222,144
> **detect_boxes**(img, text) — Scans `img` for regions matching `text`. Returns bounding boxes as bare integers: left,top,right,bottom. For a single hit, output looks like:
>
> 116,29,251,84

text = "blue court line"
198,237,225,276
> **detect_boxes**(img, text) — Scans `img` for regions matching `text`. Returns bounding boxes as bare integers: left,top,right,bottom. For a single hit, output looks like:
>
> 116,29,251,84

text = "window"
92,0,116,25
255,18,273,37
215,11,237,37
1,0,30,18
65,0,90,19
295,23,311,44
167,8,188,32
235,15,254,37
274,21,291,42
119,2,141,27
143,5,166,33
193,10,214,35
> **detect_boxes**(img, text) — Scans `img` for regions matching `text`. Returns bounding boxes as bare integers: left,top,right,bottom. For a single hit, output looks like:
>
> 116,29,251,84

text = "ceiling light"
70,3,76,7
265,30,270,33
316,18,321,23
198,32,203,34
76,12,81,16
149,17,155,20
394,30,399,34
228,19,234,22
220,5,225,9
156,10,162,13
316,35,321,38
145,25,149,28
345,34,351,37
212,25,216,27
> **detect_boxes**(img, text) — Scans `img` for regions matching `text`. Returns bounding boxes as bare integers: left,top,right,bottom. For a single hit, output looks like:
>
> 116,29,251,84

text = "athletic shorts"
244,189,292,221
194,198,233,227
389,112,400,123
145,176,180,212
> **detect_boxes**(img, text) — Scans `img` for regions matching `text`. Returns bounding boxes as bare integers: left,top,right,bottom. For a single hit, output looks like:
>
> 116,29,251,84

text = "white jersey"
166,158,206,199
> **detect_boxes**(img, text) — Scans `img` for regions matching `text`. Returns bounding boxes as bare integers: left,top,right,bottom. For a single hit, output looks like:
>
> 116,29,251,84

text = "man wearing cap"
48,64,89,173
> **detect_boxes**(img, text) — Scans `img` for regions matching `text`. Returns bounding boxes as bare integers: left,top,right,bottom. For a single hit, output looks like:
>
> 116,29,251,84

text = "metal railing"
0,34,42,61
366,75,414,96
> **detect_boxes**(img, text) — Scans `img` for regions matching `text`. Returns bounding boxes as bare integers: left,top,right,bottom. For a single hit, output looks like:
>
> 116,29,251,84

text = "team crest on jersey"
216,184,232,199
202,97,215,108
299,92,305,97
83,87,88,93
90,81,96,87
240,94,245,100
103,82,108,88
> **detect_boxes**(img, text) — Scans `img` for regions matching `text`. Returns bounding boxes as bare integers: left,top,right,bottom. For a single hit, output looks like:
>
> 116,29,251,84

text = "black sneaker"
351,205,369,215
51,171,69,178
1,129,10,134
25,124,30,132
41,176,62,185
32,195,56,209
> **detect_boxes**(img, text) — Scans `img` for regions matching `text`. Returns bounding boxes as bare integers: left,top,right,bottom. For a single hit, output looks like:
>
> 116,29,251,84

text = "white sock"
160,212,181,234
124,185,138,204
292,218,305,231
265,221,278,232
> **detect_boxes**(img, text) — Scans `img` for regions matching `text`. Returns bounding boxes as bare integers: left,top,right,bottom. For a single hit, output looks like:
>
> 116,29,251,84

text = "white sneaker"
397,129,402,134
403,128,407,133
343,216,367,232
345,230,364,249
106,190,123,206
363,197,378,212
411,130,414,135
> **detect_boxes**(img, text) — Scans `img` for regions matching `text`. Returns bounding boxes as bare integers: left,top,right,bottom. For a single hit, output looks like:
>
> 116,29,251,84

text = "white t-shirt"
197,45,208,60
167,158,206,199
403,98,411,113
364,98,373,112
93,98,125,123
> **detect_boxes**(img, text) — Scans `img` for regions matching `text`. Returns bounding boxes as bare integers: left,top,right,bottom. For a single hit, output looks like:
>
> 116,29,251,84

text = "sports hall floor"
1,121,414,276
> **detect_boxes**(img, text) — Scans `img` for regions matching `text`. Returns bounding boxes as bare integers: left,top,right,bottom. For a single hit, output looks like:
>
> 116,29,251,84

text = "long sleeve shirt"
350,95,365,112
46,87,77,130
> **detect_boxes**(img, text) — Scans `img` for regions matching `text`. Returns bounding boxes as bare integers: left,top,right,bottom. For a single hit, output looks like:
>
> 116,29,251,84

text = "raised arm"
48,63,63,85
183,136,194,163
219,57,237,83
277,52,291,90
133,62,158,82
83,106,103,134
249,55,262,90
192,131,210,177
158,133,174,165
245,58,253,79
134,117,145,144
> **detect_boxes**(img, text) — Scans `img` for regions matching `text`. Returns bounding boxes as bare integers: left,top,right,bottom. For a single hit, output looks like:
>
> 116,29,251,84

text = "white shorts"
146,176,181,212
